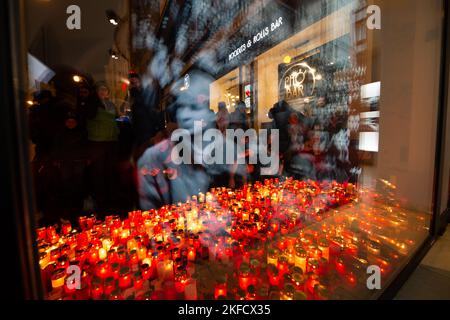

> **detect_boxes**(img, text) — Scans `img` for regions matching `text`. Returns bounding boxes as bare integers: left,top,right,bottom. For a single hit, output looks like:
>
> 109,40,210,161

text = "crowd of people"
29,68,353,224
29,72,164,225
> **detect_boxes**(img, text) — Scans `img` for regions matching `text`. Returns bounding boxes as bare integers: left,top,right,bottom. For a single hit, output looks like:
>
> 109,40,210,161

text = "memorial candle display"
35,178,427,300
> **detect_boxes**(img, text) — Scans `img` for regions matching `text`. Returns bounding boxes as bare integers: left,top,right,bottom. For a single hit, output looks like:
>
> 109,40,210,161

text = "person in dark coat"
128,72,165,161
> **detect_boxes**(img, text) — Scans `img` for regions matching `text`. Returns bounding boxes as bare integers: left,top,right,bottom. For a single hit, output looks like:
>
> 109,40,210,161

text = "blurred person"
229,101,248,130
85,82,120,214
128,72,165,161
28,90,62,161
137,69,246,210
216,101,230,134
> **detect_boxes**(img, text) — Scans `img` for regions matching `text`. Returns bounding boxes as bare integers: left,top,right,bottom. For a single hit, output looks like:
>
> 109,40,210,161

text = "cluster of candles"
36,178,421,300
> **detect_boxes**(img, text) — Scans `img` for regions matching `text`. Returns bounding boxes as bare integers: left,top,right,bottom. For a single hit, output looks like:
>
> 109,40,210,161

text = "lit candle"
277,255,289,275
141,263,151,280
102,238,112,251
294,248,307,273
96,261,112,279
134,272,144,290
99,248,107,261
281,283,295,300
91,278,103,300
119,267,132,289
267,248,279,266
51,268,66,289
187,247,196,262
238,264,251,291
104,277,115,296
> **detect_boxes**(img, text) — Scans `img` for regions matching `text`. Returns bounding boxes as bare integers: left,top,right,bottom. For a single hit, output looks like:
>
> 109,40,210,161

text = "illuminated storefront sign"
280,62,317,100
228,16,284,62
244,84,252,109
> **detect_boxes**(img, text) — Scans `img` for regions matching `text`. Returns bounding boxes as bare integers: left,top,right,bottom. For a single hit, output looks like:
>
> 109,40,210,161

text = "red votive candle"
104,277,115,296
133,272,144,290
119,267,132,289
91,278,103,300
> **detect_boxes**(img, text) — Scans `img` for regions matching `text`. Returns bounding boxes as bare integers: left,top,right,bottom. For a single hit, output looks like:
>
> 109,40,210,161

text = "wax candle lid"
105,277,115,284
292,273,304,283
92,277,102,286
120,266,130,275
51,268,65,280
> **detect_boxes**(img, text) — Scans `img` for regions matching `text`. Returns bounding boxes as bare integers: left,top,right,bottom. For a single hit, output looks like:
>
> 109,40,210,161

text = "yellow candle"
102,239,112,251
99,248,107,260
294,248,307,273
138,247,147,260
142,258,152,267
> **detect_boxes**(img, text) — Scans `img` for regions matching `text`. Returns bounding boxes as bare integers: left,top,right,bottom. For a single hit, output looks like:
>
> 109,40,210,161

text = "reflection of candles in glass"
367,241,381,255
294,248,307,273
119,267,131,289
157,260,174,280
51,268,66,289
318,239,330,261
346,272,357,287
345,243,358,256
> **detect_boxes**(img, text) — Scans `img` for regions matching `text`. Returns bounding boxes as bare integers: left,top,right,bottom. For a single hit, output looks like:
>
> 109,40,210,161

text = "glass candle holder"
104,277,115,296
133,272,144,290
267,248,279,266
238,264,251,291
119,267,132,289
51,268,66,289
294,248,307,273
91,278,104,300
318,239,330,261
281,283,295,300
